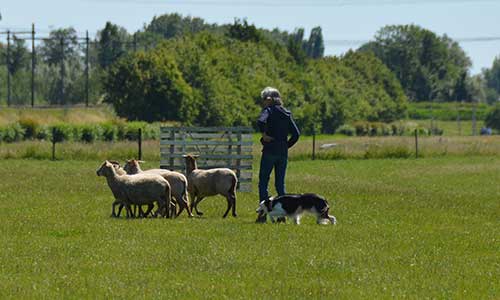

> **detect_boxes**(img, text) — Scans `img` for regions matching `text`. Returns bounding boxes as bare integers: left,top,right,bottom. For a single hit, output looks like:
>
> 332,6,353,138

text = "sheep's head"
123,159,144,175
182,154,199,173
96,160,114,177
109,160,126,176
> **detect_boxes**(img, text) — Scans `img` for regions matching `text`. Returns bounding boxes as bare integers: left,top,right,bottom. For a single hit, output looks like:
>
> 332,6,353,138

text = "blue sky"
1,0,500,74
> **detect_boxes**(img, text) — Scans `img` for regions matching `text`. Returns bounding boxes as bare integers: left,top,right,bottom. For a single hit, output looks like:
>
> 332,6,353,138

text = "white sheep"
96,160,172,218
183,155,238,218
108,161,155,218
123,159,193,217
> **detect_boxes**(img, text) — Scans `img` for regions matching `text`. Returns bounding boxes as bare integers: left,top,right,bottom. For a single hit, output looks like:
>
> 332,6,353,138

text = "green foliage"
103,32,407,133
485,103,500,130
0,123,25,142
50,124,73,143
227,19,262,43
336,124,356,136
18,117,39,139
97,22,128,69
483,55,500,103
7,36,28,75
359,24,472,102
104,51,194,123
304,26,324,59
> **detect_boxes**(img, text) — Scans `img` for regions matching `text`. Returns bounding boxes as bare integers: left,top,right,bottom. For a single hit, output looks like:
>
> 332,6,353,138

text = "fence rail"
160,126,254,192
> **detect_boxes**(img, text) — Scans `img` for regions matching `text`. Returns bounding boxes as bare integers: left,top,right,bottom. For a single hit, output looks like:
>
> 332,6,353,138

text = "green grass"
408,101,491,121
0,157,498,298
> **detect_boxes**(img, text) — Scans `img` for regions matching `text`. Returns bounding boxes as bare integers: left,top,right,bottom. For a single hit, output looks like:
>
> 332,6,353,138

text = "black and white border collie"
256,193,337,225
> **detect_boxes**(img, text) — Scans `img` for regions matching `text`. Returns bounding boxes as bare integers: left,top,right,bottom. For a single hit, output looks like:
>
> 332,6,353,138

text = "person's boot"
276,217,286,223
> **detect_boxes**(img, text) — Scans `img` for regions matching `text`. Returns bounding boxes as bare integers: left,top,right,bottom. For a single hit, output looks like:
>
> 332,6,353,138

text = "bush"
336,124,356,136
101,122,118,141
36,125,51,140
2,123,25,143
485,104,500,131
78,125,100,143
18,117,39,140
50,124,73,143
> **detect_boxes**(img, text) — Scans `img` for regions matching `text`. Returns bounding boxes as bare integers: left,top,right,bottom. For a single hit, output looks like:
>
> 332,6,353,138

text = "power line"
82,0,500,6
324,36,500,46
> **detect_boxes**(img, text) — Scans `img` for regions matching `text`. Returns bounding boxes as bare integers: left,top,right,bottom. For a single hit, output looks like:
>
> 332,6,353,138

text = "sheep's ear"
192,154,200,158
137,160,146,164
182,155,188,158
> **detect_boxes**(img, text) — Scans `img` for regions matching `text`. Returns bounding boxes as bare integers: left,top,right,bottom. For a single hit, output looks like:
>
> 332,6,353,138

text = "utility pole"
60,37,65,105
472,99,477,136
7,30,11,106
31,23,35,107
85,30,89,107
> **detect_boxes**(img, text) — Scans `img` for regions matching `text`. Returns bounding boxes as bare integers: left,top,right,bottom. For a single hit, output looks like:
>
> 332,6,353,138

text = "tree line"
1,14,500,132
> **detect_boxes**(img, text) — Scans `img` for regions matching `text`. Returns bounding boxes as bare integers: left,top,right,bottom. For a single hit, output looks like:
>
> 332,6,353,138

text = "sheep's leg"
183,193,194,217
222,196,232,218
170,201,177,218
111,200,121,217
125,204,134,218
173,198,184,217
164,198,171,218
193,196,205,216
231,194,237,217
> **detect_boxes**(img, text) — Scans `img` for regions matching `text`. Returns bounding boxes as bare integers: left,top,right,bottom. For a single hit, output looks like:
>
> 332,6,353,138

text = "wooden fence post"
52,127,56,161
138,128,142,161
312,127,316,160
415,129,419,159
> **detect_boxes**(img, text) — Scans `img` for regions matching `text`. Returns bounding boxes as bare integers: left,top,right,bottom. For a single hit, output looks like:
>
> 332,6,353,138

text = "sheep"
96,160,172,218
183,154,238,218
107,161,154,218
123,159,193,217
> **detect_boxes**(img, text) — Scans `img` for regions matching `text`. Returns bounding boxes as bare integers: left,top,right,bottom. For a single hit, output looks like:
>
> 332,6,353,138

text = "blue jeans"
258,153,288,202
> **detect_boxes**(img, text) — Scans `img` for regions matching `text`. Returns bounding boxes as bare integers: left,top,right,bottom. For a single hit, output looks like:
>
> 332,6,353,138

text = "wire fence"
0,24,156,107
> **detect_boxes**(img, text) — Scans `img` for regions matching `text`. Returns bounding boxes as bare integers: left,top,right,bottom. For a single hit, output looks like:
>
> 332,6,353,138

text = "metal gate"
160,126,254,192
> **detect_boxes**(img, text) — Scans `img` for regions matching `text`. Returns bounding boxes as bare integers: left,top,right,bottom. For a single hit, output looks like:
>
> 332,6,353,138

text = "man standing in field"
256,87,300,223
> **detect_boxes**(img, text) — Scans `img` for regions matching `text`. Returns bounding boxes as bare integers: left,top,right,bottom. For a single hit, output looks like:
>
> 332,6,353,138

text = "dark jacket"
257,105,300,156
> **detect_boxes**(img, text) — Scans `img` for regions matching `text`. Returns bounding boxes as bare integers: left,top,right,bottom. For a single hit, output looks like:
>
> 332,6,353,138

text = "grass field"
0,106,118,126
0,156,498,298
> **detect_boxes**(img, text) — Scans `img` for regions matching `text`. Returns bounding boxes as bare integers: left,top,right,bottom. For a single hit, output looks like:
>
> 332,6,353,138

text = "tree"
104,51,195,122
485,104,500,130
37,28,82,104
97,22,129,69
145,13,212,39
287,28,307,65
483,55,500,103
38,28,79,66
227,19,262,43
7,36,28,75
305,26,324,59
358,25,472,102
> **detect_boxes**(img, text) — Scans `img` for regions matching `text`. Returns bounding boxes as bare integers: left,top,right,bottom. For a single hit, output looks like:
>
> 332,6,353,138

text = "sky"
1,0,500,74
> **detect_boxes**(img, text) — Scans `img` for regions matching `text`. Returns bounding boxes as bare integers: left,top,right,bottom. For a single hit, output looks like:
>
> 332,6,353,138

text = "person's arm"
287,115,300,148
257,108,274,143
